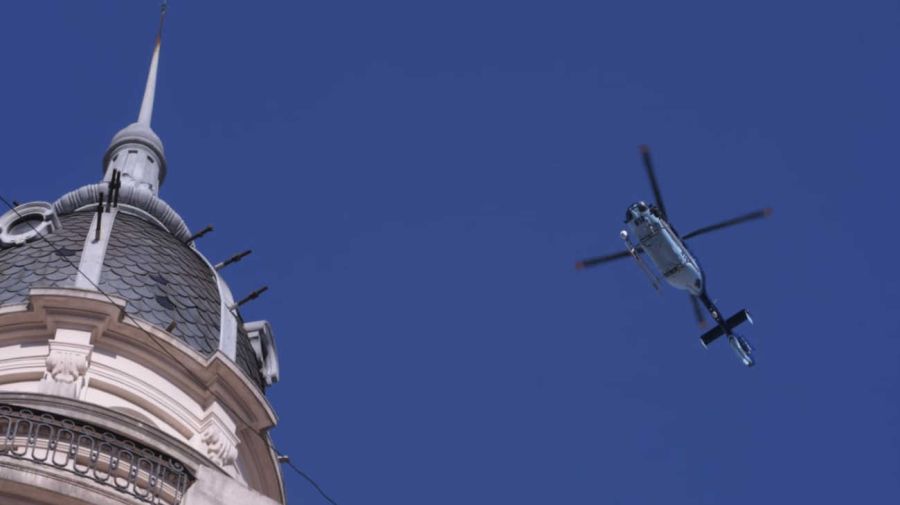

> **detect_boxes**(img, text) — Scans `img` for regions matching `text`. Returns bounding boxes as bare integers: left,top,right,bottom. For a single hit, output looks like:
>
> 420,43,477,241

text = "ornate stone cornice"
53,184,191,242
0,288,285,502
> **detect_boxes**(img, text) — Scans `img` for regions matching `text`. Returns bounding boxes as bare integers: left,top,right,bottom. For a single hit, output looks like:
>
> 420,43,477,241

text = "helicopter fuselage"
574,145,770,368
624,201,754,366
625,202,703,296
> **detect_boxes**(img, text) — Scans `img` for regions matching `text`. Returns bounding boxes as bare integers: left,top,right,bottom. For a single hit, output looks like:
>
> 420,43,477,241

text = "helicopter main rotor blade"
690,295,707,328
639,145,669,220
681,208,773,240
575,248,639,269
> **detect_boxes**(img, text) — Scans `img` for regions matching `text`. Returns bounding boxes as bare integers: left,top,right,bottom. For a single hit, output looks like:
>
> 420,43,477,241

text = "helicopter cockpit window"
625,210,633,222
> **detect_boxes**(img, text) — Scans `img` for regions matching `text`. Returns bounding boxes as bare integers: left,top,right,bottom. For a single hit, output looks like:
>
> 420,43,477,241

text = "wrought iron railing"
0,403,194,504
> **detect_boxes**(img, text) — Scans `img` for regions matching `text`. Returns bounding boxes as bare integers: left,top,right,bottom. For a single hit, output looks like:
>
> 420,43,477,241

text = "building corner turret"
0,4,286,504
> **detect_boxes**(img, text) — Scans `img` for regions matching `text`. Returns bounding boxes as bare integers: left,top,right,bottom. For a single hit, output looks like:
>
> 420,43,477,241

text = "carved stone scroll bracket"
196,407,241,475
38,329,93,400
201,425,239,469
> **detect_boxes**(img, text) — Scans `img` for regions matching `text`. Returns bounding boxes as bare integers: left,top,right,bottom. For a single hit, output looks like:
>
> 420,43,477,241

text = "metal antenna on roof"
94,192,105,242
215,250,252,270
112,170,122,207
184,225,214,244
106,169,121,211
106,172,114,211
229,286,269,310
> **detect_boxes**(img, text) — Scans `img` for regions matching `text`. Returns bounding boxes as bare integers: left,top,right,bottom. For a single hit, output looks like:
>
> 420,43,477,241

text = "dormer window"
244,321,280,386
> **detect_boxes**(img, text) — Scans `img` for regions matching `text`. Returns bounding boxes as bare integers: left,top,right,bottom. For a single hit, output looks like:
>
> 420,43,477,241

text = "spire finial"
102,1,169,194
138,1,168,125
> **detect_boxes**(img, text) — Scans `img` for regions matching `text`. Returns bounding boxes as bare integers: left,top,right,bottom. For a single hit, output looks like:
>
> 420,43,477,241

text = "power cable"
266,439,340,505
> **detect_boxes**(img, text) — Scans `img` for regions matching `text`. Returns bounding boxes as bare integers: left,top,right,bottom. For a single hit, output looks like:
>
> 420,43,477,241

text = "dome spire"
102,2,169,195
138,2,166,125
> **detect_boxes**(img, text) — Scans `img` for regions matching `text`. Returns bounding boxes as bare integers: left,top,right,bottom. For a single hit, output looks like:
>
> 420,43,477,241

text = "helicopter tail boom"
700,309,753,347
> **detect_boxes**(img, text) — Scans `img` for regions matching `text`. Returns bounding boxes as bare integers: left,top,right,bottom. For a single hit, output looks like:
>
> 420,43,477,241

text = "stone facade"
0,289,285,504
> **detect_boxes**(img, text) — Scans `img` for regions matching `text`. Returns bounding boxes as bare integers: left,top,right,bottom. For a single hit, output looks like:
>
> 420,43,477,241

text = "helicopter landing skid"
728,334,755,367
620,230,661,292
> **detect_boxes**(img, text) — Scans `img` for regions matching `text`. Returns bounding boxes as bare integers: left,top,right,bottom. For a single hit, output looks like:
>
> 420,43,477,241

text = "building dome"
0,209,265,389
0,7,286,504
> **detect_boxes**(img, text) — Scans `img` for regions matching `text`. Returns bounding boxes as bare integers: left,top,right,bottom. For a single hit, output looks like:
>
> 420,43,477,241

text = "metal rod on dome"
165,321,177,333
229,286,269,311
106,170,117,212
215,250,252,270
184,225,214,244
113,169,122,207
94,192,104,242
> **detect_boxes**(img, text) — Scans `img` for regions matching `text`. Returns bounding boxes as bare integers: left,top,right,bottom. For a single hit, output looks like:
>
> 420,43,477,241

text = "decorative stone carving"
40,349,89,399
202,426,238,468
54,183,191,242
38,329,93,400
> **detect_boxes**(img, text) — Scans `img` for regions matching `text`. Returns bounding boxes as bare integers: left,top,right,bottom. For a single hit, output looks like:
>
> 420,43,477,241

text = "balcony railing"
0,403,194,504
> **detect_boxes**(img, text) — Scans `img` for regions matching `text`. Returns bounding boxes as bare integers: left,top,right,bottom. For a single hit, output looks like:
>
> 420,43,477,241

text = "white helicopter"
576,145,771,366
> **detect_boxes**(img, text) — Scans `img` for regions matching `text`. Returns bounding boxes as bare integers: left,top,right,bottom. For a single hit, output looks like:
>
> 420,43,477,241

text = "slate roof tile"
99,213,227,365
1,210,265,390
235,324,265,388
0,212,91,305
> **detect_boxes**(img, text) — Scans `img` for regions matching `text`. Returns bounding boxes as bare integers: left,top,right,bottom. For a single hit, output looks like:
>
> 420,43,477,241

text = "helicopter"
575,145,771,366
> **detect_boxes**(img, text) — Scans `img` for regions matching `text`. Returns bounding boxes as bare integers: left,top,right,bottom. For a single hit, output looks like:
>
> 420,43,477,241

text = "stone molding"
0,457,139,505
0,289,285,503
183,465,282,505
54,184,191,242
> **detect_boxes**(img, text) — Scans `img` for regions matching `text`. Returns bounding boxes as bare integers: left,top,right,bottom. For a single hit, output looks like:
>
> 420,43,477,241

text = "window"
0,202,60,247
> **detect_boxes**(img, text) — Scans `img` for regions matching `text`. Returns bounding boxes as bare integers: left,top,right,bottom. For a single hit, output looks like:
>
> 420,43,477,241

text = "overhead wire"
0,193,339,503
265,438,341,505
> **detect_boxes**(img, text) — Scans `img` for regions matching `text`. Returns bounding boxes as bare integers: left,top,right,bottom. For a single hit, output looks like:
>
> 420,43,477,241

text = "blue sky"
2,1,899,503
